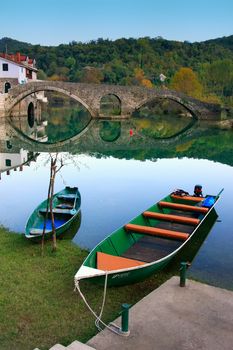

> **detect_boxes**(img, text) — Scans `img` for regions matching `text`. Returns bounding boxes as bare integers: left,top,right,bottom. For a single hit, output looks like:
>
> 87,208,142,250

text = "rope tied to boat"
74,272,125,336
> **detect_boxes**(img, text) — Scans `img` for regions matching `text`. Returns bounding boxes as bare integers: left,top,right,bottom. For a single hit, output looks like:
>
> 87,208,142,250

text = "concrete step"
49,344,66,350
66,341,95,349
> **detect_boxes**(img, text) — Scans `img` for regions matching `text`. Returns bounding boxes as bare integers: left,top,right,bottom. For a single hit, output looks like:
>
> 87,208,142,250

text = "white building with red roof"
0,52,47,126
0,52,37,89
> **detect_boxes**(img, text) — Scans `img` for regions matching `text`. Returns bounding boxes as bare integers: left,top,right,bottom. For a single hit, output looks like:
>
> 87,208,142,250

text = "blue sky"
0,0,232,45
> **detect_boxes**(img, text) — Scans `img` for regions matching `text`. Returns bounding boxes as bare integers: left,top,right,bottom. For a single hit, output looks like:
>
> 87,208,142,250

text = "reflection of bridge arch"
7,118,97,150
7,85,95,117
99,121,121,142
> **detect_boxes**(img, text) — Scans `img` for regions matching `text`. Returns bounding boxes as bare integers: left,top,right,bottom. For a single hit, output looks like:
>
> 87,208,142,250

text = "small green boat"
25,186,81,241
75,188,222,287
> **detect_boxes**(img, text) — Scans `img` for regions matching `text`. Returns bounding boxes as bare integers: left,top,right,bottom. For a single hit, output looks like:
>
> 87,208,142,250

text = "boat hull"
25,186,81,241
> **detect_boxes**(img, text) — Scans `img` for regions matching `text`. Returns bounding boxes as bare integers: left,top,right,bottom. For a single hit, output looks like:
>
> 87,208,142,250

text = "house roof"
0,52,38,72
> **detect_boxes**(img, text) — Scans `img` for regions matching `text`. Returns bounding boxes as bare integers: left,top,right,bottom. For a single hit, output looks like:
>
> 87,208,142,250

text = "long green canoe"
25,186,81,241
75,189,222,287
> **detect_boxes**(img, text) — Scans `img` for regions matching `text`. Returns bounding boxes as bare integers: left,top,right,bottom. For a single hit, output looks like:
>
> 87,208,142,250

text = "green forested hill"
0,35,232,105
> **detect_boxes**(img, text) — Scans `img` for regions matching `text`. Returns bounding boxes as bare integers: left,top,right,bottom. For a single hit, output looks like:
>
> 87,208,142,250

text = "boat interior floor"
153,221,195,234
121,235,182,263
166,209,199,218
145,209,197,234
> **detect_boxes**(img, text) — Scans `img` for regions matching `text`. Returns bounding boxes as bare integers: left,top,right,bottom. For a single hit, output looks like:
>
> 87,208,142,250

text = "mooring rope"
74,273,125,336
95,271,109,332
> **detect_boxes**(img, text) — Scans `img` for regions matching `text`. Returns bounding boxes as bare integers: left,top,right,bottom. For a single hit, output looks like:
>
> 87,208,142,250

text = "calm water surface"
1,103,233,291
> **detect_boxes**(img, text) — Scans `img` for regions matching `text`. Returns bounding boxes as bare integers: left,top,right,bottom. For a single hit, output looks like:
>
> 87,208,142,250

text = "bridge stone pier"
5,81,222,120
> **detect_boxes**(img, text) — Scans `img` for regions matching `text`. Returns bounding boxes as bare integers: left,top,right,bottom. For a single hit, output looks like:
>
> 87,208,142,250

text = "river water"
1,97,233,290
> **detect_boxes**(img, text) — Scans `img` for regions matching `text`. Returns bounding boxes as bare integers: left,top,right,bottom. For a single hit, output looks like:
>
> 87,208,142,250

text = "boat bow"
75,265,105,281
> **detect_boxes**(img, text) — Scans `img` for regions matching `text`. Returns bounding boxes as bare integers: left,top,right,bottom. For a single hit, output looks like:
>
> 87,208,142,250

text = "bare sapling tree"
41,153,64,254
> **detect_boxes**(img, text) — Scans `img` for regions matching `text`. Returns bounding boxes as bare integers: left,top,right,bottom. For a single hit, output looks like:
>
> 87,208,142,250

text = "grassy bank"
0,227,171,350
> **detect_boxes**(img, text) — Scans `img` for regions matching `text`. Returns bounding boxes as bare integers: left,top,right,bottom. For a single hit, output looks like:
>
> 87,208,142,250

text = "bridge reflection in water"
2,112,233,169
7,90,199,145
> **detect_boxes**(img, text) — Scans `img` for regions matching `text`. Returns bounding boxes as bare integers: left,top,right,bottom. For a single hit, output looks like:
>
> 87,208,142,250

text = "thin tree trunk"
50,156,57,252
41,153,64,254
41,158,53,256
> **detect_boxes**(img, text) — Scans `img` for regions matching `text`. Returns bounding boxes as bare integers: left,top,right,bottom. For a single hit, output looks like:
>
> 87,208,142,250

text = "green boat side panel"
110,228,135,255
99,239,117,256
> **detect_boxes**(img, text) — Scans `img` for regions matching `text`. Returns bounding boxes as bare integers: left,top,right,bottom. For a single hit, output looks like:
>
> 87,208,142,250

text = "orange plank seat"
159,201,209,214
97,252,145,271
143,211,200,226
125,223,189,241
171,194,204,202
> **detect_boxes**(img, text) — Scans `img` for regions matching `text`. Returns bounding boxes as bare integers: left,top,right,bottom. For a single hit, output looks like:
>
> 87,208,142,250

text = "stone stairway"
34,340,95,350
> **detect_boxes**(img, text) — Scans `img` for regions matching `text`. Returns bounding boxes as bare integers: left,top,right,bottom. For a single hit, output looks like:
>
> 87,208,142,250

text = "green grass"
0,227,171,350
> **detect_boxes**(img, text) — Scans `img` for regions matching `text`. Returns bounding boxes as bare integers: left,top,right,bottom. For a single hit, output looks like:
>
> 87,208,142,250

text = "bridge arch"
4,82,11,94
7,85,95,117
6,82,221,121
135,94,199,119
27,102,35,128
100,93,121,116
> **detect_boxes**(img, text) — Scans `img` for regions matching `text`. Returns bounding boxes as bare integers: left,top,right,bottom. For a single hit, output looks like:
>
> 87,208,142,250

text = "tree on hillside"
199,59,233,97
37,69,47,80
170,67,203,99
76,67,104,84
132,68,153,88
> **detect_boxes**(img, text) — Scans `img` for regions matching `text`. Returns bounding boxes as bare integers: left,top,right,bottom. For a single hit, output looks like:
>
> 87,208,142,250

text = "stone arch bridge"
6,81,222,120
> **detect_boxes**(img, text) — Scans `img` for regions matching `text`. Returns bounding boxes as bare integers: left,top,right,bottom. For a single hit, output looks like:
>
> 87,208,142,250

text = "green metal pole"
180,262,187,287
121,303,130,334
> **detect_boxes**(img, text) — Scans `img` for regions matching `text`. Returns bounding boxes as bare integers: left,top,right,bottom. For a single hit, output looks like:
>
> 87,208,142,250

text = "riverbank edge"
0,226,173,350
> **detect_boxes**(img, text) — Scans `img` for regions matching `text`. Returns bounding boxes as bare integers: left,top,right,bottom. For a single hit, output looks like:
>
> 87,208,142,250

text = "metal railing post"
121,303,130,336
180,262,188,287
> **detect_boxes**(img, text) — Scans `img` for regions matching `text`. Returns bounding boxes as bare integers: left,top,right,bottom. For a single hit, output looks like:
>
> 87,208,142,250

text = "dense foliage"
0,36,233,105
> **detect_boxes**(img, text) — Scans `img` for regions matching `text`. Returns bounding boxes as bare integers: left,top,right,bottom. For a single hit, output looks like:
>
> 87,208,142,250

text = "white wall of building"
0,58,24,83
0,58,37,84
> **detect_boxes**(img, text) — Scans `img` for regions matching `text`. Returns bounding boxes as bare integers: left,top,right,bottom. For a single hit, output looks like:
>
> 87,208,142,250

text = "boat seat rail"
143,211,200,225
159,201,208,213
39,208,73,215
125,223,189,241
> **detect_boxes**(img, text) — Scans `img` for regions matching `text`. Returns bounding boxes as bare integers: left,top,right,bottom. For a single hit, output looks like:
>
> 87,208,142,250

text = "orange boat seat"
143,211,200,225
159,201,208,213
171,194,204,202
97,252,145,271
125,224,189,241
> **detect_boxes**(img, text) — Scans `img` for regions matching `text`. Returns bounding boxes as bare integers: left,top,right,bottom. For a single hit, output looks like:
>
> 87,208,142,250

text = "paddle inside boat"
75,187,223,287
25,186,81,241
